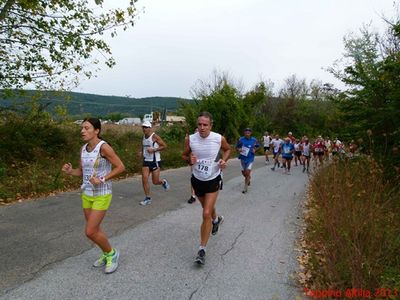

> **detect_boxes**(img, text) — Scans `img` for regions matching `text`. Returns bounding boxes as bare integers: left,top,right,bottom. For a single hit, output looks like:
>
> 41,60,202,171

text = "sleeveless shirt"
189,131,222,181
143,133,161,162
81,140,112,196
302,143,311,156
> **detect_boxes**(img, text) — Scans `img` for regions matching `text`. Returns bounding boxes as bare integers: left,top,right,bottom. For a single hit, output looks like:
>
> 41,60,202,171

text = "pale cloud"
74,0,396,98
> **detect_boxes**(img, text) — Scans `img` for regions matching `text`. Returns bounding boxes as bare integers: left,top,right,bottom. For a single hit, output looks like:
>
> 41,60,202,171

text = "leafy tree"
0,0,137,90
181,71,244,143
242,81,274,136
309,80,340,101
178,101,198,133
271,74,308,136
329,13,400,167
278,74,308,100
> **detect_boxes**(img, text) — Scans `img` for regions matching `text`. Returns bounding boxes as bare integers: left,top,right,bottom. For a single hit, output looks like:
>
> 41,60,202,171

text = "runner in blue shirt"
281,137,295,174
236,128,260,193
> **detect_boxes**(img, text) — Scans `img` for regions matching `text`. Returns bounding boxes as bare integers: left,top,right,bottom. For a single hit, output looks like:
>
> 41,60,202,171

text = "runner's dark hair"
82,117,106,142
198,111,213,124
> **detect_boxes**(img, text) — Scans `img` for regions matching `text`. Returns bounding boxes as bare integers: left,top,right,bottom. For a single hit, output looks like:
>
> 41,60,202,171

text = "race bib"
240,146,250,157
283,147,291,154
83,167,92,184
196,159,214,179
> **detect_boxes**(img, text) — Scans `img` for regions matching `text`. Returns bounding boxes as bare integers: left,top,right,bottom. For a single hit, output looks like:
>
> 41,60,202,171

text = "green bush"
158,123,187,142
0,117,75,164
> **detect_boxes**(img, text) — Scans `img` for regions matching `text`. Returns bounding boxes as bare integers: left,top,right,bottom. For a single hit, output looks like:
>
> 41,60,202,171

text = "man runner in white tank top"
262,131,272,163
140,120,170,206
182,112,231,265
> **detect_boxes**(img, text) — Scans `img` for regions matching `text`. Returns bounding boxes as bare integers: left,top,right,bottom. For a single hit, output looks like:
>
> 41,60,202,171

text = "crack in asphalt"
266,231,279,251
221,228,245,259
188,269,212,300
188,287,200,300
188,229,246,299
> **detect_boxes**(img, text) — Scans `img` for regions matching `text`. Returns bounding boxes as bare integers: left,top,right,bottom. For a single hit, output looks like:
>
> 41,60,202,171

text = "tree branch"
0,0,16,22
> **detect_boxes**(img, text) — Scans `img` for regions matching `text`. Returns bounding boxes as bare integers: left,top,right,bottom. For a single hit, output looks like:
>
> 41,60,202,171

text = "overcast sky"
73,0,396,99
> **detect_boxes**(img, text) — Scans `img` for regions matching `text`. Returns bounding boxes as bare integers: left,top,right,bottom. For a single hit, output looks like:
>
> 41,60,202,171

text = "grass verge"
299,156,400,297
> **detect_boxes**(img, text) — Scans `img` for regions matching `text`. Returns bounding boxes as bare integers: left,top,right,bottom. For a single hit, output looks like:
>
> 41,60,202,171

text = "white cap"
288,131,292,135
142,120,152,128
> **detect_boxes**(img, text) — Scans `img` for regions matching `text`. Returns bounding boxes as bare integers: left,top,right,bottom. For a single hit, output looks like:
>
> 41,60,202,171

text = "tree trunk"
0,0,16,22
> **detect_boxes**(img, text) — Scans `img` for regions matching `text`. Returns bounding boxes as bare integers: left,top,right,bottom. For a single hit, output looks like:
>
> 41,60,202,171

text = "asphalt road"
0,156,309,299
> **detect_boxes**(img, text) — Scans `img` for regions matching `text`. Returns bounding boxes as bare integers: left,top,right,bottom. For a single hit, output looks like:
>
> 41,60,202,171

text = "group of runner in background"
262,131,357,175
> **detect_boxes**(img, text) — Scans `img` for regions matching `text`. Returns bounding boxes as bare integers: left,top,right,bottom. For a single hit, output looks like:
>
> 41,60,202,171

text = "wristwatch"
99,176,106,183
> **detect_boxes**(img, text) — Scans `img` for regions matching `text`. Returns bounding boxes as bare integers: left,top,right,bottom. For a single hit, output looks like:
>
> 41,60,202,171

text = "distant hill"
0,90,191,118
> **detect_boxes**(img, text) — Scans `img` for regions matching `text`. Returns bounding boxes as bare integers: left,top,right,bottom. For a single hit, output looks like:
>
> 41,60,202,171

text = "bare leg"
244,170,251,185
84,209,112,253
151,167,164,185
142,167,151,197
287,159,292,171
198,192,218,246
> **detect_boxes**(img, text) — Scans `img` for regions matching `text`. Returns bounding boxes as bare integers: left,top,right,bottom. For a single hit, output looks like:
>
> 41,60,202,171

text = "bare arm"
148,134,167,153
218,136,231,169
182,135,196,165
88,143,125,185
61,162,82,177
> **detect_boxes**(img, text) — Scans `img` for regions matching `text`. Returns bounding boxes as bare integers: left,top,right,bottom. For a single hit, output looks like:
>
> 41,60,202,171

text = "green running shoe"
93,253,107,268
105,249,120,274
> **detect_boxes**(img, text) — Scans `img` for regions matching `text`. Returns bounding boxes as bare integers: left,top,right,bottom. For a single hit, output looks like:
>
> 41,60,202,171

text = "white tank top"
190,131,222,181
143,133,161,162
302,143,310,156
271,139,283,152
263,135,271,147
81,140,112,196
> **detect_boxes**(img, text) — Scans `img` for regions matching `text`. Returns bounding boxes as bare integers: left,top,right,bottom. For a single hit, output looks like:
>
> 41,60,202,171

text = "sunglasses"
142,126,150,129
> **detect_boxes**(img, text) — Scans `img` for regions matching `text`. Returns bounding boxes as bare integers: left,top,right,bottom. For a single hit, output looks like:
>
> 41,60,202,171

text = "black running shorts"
191,174,222,197
143,160,161,171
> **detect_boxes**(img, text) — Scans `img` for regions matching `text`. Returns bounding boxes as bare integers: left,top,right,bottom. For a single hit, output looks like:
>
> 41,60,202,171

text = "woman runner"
61,118,125,274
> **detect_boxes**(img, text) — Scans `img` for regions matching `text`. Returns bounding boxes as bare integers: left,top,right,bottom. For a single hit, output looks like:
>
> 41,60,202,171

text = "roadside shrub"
161,140,186,169
158,123,187,141
102,129,143,175
0,117,75,164
302,156,400,291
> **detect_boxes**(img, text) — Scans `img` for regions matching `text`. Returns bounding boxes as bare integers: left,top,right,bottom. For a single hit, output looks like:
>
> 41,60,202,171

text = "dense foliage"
179,72,340,144
0,0,137,90
329,20,400,169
